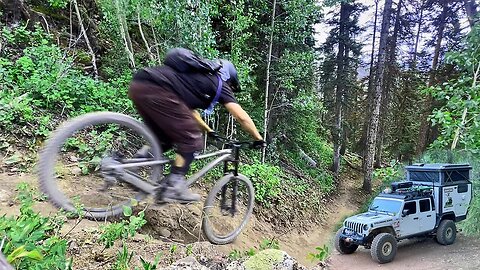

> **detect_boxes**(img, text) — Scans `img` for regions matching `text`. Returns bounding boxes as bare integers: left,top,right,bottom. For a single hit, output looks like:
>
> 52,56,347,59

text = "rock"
67,240,80,254
0,189,12,202
226,260,245,270
159,227,172,238
227,249,307,270
71,166,82,175
161,256,209,270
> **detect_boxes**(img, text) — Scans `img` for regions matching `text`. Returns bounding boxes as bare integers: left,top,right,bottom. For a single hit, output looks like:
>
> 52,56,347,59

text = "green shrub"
241,163,282,206
0,183,70,269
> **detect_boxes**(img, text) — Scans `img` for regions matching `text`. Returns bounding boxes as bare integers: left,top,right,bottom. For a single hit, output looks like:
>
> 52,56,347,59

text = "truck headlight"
363,224,369,231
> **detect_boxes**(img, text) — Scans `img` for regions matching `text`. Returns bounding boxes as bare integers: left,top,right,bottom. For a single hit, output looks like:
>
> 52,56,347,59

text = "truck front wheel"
334,228,358,254
371,233,397,264
436,220,456,245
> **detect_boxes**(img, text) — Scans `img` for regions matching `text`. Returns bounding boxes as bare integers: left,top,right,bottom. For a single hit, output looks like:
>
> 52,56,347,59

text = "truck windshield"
369,198,402,215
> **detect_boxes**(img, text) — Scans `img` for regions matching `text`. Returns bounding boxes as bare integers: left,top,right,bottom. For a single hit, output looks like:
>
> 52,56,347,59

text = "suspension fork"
220,145,240,216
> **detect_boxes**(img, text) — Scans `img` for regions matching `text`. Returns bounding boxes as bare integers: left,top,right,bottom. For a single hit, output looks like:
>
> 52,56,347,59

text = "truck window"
458,184,468,193
403,201,416,215
419,199,430,212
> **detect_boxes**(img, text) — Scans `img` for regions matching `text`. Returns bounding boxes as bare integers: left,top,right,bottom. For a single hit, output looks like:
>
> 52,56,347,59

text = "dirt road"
328,234,480,270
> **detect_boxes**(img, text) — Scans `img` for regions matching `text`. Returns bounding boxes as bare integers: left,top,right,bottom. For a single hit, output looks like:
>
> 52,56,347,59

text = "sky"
313,0,472,78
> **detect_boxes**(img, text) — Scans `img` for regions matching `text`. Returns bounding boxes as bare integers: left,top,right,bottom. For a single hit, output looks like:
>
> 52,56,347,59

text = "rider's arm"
224,102,263,140
192,110,214,132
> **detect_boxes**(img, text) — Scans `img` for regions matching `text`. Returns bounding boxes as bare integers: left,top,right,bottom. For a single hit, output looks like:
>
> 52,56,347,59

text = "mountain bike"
38,112,256,244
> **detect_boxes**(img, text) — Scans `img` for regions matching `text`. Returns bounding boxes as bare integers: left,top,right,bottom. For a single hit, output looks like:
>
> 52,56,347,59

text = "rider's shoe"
155,173,201,204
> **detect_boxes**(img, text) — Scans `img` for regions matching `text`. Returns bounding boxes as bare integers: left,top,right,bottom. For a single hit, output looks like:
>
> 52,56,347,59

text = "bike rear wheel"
202,173,254,244
38,112,163,219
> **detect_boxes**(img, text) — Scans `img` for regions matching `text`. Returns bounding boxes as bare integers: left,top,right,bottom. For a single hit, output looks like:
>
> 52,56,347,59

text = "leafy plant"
0,183,69,269
138,255,161,270
242,163,282,206
47,0,69,9
112,243,134,270
259,238,280,250
307,244,330,263
99,205,146,248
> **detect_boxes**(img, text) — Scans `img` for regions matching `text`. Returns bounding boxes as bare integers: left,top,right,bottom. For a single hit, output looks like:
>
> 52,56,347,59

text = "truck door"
418,198,435,232
399,201,420,237
452,184,472,218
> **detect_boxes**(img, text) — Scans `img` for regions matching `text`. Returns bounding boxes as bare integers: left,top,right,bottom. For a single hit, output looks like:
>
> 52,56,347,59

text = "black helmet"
218,59,241,92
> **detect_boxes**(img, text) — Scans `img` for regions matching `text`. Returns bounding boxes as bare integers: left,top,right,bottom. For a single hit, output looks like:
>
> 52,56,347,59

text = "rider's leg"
159,151,200,202
128,81,202,202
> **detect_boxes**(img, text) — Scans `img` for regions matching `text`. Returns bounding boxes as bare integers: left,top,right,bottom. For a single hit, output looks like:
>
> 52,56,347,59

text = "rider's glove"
251,140,266,149
207,131,220,141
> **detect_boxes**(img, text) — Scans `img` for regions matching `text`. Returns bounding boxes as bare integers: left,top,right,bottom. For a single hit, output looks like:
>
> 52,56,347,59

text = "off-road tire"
202,173,254,245
38,112,163,220
334,228,359,254
371,233,397,264
436,219,456,245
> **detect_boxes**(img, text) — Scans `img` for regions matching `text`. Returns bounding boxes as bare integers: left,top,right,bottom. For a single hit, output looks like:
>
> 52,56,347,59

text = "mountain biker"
128,48,265,203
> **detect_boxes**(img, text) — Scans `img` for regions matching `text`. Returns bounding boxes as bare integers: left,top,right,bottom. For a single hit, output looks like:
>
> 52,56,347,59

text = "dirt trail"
0,171,364,268
328,236,480,270
216,172,365,267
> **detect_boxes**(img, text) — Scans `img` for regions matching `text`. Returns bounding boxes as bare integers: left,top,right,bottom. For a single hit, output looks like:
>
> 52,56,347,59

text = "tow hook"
345,238,353,243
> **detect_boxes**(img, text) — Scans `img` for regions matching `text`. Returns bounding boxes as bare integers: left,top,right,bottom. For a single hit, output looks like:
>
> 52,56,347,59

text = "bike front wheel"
38,112,163,220
202,173,254,245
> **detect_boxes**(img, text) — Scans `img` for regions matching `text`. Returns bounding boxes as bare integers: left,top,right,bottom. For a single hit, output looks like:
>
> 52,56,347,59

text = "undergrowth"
0,183,150,270
1,22,335,221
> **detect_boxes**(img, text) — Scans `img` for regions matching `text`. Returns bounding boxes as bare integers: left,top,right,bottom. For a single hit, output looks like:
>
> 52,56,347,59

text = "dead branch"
0,252,14,270
137,5,154,62
72,0,98,78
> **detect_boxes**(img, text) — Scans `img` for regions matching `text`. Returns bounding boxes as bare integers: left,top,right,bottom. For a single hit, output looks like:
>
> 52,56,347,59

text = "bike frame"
105,145,243,195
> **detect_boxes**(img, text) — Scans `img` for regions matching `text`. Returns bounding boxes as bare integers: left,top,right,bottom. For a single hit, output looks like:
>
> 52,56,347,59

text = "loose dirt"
3,170,478,270
0,170,364,268
327,235,480,270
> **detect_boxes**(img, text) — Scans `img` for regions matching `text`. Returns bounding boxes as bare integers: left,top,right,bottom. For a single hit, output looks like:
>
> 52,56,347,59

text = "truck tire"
334,228,358,254
371,233,397,264
436,220,456,245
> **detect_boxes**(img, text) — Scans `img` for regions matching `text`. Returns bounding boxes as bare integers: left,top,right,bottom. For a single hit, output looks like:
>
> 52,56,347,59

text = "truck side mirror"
402,209,409,217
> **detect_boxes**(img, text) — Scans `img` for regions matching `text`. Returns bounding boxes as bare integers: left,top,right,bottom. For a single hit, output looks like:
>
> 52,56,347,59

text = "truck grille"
345,221,364,234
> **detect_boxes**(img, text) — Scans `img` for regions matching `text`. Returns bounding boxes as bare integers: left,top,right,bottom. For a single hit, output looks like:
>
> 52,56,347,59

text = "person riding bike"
128,48,265,203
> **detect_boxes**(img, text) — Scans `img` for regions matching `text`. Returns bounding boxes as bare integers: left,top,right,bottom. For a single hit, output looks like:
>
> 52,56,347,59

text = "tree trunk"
114,0,136,69
262,0,276,163
464,0,478,27
363,0,393,192
375,0,402,168
416,2,447,156
451,63,480,150
0,252,14,270
367,0,380,94
412,0,425,69
357,0,379,155
333,2,350,176
137,4,154,63
73,0,98,78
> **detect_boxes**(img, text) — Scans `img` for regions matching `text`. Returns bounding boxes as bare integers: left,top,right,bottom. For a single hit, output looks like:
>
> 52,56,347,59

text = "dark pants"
128,81,203,173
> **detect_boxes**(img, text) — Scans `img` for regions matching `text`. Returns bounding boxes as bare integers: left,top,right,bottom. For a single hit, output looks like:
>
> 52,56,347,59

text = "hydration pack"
163,48,221,74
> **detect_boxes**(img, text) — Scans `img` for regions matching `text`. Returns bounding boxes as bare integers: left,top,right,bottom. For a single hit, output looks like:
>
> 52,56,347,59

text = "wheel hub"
446,227,453,239
382,242,392,256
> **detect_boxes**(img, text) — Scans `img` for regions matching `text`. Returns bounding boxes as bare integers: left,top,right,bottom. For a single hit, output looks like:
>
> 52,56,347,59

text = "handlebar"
209,134,262,150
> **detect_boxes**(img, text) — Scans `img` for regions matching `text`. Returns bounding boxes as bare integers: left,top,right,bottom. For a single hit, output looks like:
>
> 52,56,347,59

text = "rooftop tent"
405,163,472,185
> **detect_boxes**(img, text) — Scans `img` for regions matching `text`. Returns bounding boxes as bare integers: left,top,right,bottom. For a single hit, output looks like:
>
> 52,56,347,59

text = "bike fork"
220,178,238,217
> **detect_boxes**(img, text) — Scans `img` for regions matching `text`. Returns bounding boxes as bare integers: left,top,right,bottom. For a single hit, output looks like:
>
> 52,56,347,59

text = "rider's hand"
251,140,266,149
207,131,220,140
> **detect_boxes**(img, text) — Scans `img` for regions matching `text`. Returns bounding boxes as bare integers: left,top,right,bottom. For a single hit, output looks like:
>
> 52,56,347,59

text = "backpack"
163,48,221,74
